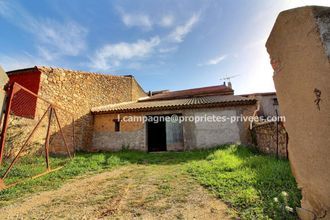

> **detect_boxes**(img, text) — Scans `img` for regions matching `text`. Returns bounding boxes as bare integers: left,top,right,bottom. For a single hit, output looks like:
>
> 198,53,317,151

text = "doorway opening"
147,120,166,152
147,114,184,152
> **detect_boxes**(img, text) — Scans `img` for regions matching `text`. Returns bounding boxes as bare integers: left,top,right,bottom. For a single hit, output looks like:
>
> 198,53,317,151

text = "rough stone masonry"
7,66,147,152
37,67,147,151
266,6,330,220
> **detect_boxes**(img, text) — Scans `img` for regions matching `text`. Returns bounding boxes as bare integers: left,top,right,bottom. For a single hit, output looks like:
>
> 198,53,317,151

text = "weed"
0,145,301,220
187,145,301,219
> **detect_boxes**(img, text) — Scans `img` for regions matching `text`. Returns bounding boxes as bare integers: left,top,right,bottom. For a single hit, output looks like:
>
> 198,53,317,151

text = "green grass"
0,145,301,219
0,150,209,205
187,145,301,219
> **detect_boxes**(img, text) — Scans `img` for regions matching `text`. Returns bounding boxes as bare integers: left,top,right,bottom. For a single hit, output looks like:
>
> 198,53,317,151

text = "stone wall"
36,66,147,151
251,121,288,158
92,112,146,151
266,6,330,219
91,104,256,151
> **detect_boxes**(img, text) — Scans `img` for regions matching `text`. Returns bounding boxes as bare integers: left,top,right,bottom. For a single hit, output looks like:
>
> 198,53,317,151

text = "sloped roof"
143,85,233,101
91,95,256,114
240,92,276,97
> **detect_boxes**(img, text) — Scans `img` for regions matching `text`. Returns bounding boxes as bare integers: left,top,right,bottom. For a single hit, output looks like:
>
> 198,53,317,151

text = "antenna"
219,74,239,83
220,74,239,89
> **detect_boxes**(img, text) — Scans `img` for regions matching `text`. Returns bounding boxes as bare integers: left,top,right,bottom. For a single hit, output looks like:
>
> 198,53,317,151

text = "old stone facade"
7,66,147,152
91,104,256,152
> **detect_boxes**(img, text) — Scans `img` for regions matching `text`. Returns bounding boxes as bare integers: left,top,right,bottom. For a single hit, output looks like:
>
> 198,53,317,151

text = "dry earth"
0,164,230,220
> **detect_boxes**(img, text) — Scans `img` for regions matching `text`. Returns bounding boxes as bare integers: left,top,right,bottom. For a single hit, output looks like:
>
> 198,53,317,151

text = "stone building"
91,86,257,152
7,66,259,153
7,66,147,151
240,92,287,158
241,92,279,117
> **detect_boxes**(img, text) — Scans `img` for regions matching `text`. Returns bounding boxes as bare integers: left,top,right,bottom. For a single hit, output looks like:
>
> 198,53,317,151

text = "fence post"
44,107,53,171
275,109,279,159
0,83,18,165
1,106,50,179
53,108,72,159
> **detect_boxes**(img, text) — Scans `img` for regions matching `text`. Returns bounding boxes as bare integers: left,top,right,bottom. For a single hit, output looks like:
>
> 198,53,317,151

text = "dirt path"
0,164,230,219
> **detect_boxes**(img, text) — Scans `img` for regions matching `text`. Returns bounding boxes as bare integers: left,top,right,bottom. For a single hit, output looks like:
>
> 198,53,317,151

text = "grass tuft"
0,145,301,219
187,144,301,219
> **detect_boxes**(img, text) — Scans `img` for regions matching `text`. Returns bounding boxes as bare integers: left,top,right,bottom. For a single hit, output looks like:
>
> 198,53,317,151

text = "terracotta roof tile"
142,85,234,101
91,95,256,114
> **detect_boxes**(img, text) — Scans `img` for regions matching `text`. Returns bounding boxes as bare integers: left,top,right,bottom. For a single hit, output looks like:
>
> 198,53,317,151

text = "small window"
273,98,279,106
114,120,120,132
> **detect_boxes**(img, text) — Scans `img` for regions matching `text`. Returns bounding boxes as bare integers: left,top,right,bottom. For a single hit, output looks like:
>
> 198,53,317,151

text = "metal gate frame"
0,82,75,190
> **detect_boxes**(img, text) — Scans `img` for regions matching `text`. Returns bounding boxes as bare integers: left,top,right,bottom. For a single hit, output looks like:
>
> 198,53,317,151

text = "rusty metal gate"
0,82,75,189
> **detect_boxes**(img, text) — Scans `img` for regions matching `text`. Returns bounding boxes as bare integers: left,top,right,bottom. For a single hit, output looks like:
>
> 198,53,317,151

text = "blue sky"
1,0,329,94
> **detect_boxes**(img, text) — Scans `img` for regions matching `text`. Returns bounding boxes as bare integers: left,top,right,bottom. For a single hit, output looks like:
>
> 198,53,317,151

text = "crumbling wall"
266,6,330,219
251,122,288,158
92,104,256,152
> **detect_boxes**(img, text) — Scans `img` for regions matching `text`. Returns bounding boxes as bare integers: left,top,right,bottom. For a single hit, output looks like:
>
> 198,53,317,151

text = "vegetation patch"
0,145,301,219
187,145,301,219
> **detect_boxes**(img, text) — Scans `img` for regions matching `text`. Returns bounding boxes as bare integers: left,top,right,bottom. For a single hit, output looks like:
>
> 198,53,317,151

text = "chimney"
228,81,232,89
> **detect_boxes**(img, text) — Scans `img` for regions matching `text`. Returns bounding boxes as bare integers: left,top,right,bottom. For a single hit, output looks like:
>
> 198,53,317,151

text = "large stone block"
266,6,330,219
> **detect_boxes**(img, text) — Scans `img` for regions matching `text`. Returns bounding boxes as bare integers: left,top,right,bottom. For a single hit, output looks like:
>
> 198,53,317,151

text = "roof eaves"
91,99,256,115
6,66,39,75
240,92,276,97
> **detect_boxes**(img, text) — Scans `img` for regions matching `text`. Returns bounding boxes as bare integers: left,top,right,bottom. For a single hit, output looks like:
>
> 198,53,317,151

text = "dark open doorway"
147,120,167,152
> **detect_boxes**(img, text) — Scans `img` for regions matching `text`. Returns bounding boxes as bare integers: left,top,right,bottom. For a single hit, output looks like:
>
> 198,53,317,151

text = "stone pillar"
266,6,330,220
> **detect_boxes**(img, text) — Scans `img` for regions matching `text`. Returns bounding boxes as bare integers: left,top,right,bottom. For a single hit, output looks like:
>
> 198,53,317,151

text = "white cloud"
37,46,55,61
0,1,87,61
89,37,161,70
198,55,227,66
158,46,177,53
0,1,10,16
0,53,48,71
118,9,176,30
168,14,200,43
90,11,201,70
160,15,174,27
122,14,152,29
37,20,87,57
118,8,152,30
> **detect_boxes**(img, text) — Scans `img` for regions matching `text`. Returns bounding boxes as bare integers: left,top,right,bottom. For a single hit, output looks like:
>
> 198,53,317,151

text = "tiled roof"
142,85,234,101
240,92,276,97
91,95,256,114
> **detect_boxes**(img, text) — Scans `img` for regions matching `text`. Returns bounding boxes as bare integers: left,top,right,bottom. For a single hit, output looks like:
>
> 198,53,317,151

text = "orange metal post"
53,108,72,159
1,106,51,179
44,107,53,171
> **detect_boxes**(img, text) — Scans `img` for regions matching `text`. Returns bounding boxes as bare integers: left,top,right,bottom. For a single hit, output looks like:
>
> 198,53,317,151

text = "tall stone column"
266,6,330,220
